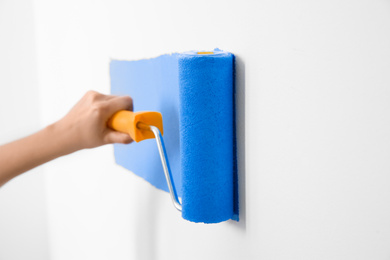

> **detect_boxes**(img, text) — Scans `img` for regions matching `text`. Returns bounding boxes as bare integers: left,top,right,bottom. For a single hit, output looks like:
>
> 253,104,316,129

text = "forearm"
0,123,73,187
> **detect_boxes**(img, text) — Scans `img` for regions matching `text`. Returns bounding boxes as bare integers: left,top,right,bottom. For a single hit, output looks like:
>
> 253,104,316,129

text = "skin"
0,90,133,187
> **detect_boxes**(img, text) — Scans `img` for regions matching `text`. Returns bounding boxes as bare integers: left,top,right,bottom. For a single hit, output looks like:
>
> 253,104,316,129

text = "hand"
54,90,133,153
0,90,134,187
0,91,134,186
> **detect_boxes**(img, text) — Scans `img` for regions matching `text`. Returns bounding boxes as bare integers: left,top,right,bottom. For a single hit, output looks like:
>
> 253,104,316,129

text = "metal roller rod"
137,122,182,212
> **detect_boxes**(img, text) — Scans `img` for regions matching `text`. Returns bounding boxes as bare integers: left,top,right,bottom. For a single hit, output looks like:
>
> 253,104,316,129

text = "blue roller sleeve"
110,50,237,223
179,52,234,223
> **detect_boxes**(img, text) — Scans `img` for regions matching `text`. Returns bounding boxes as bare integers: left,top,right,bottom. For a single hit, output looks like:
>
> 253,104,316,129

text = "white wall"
0,1,49,259
32,0,390,259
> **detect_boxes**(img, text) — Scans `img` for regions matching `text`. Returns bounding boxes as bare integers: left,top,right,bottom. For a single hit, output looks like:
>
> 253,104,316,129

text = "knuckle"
91,104,100,113
91,104,103,116
86,90,97,96
86,90,100,101
91,102,109,117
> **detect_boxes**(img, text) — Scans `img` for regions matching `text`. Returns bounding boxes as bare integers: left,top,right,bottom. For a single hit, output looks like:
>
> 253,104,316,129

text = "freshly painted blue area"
110,50,237,223
110,54,181,194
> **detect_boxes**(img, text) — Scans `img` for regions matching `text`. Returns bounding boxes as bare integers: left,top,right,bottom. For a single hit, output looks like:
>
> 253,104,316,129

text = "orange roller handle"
107,110,164,143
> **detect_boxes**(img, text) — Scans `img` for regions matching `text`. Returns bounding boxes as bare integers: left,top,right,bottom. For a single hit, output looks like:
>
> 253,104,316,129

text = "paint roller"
109,50,237,223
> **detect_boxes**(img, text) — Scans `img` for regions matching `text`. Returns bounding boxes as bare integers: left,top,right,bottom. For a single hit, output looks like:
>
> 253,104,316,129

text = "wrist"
45,121,82,157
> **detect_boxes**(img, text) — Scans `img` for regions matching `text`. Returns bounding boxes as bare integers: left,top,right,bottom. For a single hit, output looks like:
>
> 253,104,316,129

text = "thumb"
104,130,133,144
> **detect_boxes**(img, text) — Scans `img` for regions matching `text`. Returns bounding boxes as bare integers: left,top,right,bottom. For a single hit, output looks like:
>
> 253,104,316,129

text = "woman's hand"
0,91,133,187
54,91,133,153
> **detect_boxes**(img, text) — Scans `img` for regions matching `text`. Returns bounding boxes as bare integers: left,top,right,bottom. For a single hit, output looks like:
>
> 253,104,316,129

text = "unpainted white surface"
0,1,49,260
31,0,390,259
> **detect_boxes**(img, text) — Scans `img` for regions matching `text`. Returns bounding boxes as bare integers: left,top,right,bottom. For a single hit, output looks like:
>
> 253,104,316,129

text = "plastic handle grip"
107,110,164,143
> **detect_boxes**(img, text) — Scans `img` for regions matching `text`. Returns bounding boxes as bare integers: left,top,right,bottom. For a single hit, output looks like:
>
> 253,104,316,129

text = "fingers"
103,94,118,100
105,95,133,115
104,130,133,144
84,91,133,123
85,90,127,103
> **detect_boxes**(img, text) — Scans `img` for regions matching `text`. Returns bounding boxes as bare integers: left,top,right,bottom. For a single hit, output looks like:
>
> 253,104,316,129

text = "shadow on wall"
229,55,246,231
